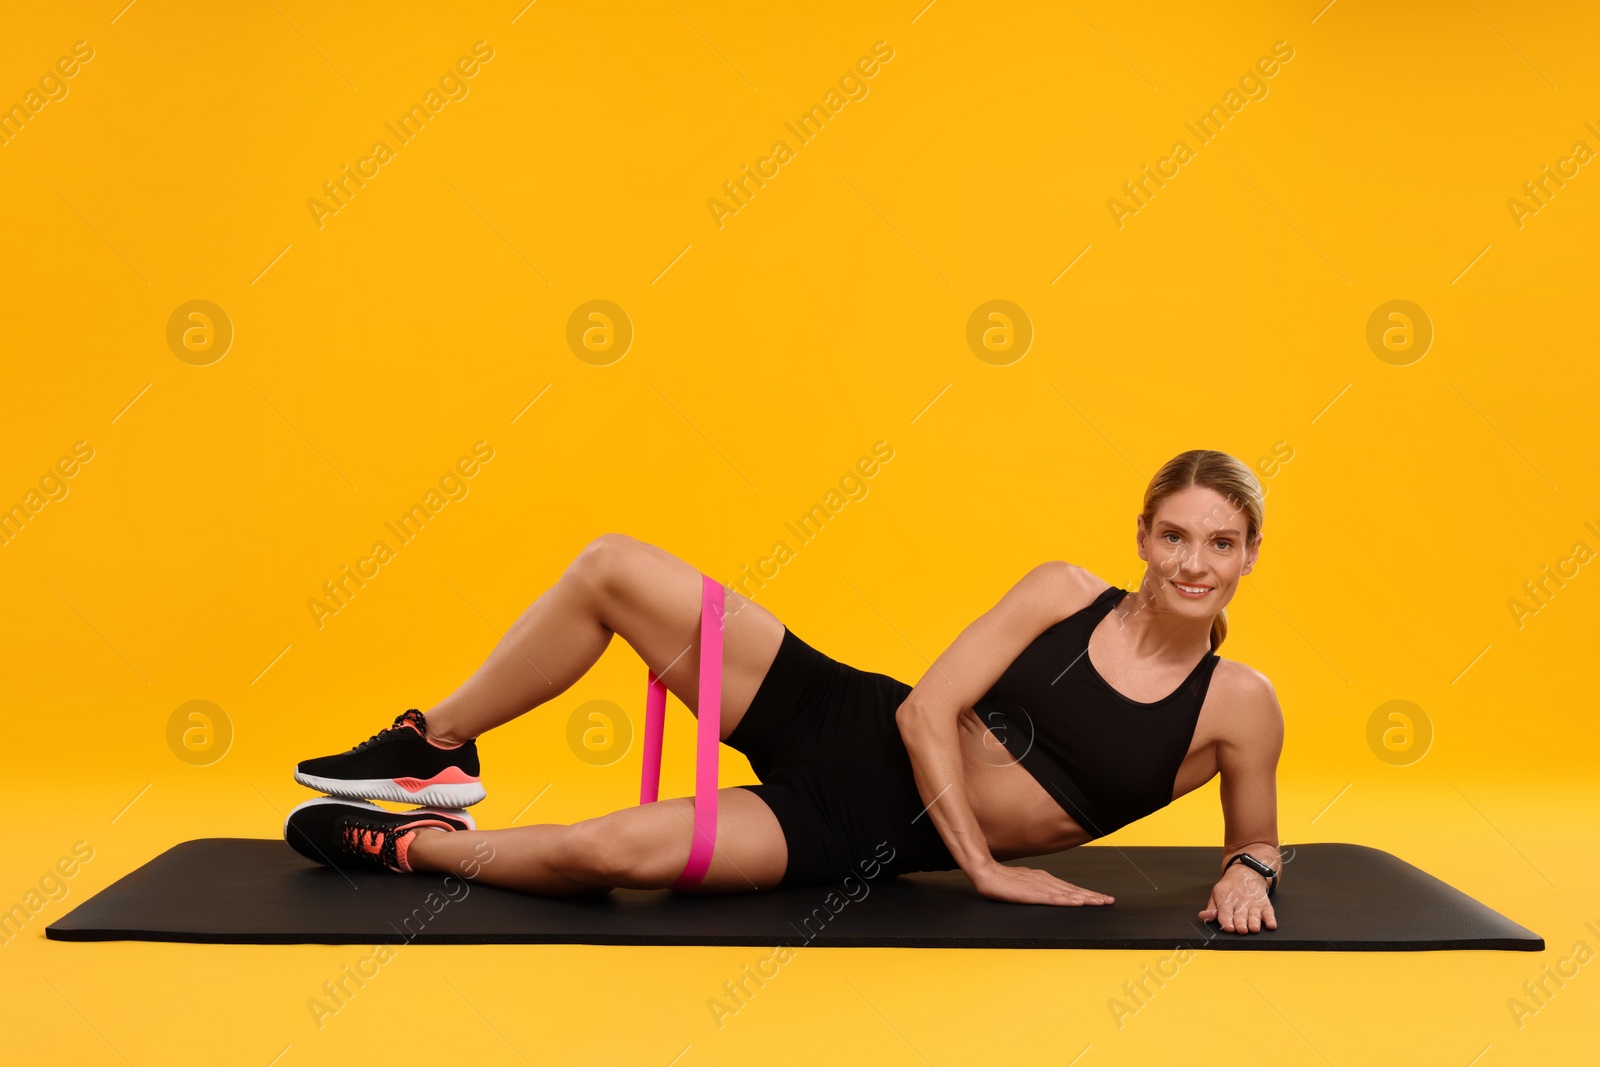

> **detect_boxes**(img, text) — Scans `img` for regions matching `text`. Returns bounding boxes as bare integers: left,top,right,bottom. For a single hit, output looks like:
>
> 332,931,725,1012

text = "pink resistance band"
639,572,724,890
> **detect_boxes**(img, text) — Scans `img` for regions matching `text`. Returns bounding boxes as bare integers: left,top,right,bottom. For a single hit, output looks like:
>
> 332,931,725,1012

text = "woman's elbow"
896,700,921,735
894,699,924,736
895,698,947,738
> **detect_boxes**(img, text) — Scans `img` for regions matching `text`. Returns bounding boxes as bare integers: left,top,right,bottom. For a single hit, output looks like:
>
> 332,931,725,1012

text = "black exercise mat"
45,839,1542,950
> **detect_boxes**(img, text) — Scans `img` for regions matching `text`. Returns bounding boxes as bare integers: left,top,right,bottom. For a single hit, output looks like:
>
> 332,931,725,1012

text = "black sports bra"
972,584,1221,838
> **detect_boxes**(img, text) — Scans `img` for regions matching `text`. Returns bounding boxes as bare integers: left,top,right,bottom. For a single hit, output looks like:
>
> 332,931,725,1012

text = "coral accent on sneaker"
394,766,480,792
393,830,418,873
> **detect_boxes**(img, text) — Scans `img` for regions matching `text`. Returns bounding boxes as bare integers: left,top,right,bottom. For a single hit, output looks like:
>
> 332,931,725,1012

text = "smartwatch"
1223,852,1278,896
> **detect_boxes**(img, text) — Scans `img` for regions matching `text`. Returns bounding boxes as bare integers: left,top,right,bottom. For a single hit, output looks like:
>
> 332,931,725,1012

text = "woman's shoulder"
1050,564,1119,602
1209,654,1273,691
1029,563,1121,627
1206,657,1283,728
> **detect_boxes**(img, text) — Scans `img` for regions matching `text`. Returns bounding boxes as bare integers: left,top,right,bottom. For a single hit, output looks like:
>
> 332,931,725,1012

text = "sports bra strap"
638,573,724,890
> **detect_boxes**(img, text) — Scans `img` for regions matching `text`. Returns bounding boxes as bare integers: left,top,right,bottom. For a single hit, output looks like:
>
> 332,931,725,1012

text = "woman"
284,449,1284,935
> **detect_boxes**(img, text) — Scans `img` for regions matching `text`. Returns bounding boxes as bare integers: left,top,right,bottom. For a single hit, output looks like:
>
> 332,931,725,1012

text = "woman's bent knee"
556,813,677,886
564,532,644,600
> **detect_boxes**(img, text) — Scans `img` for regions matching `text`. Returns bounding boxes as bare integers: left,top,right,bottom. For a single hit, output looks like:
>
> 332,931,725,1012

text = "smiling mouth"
1172,582,1212,597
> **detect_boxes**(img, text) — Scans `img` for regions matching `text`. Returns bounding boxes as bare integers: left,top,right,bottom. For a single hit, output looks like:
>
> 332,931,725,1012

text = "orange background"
2,1,1596,1063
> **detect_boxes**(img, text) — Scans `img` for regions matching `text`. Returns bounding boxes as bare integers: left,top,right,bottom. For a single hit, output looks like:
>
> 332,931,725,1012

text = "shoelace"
339,822,391,860
348,711,418,751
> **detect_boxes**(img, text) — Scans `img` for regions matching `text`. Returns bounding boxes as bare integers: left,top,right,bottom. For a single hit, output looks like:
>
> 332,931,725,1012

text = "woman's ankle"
421,709,473,747
399,826,450,872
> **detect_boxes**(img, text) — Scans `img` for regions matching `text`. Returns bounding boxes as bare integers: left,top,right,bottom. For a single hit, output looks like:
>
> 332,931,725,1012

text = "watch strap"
1224,852,1278,895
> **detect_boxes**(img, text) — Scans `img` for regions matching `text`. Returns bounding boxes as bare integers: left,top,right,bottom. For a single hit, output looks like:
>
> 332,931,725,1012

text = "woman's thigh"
739,762,960,891
577,533,785,741
569,785,790,893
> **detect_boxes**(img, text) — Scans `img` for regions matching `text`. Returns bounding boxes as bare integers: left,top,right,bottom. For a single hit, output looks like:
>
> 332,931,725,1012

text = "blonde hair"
1139,449,1264,652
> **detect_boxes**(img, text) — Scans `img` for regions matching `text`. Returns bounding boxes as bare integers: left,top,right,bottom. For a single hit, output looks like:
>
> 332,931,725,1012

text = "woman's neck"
1109,577,1217,663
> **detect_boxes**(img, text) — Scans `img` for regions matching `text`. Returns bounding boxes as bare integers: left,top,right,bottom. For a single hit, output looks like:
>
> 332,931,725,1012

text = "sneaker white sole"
292,771,487,808
282,795,478,839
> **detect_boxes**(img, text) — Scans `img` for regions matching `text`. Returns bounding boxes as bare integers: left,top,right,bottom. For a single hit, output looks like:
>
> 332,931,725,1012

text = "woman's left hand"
1198,866,1277,934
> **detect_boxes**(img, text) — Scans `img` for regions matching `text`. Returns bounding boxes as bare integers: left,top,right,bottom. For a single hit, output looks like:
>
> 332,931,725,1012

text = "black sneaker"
282,797,475,874
293,709,486,807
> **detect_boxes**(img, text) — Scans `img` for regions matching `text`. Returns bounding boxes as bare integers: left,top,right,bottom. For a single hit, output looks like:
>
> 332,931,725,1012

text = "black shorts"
724,626,960,890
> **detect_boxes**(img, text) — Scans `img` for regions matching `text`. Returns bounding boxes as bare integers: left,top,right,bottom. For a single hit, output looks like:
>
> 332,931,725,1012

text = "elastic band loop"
639,673,667,805
638,573,724,890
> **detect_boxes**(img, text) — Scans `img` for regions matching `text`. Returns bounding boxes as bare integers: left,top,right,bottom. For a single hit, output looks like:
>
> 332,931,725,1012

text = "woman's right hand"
971,861,1115,906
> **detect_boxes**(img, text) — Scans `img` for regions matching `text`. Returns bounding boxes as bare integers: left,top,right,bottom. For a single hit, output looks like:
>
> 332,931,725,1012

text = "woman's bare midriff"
953,678,1230,862
955,707,1091,860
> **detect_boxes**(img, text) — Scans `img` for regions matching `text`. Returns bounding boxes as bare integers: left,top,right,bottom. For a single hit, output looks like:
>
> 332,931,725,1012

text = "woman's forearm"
896,699,997,878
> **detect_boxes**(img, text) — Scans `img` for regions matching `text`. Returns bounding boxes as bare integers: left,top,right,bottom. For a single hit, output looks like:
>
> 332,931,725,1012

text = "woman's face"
1136,486,1260,614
